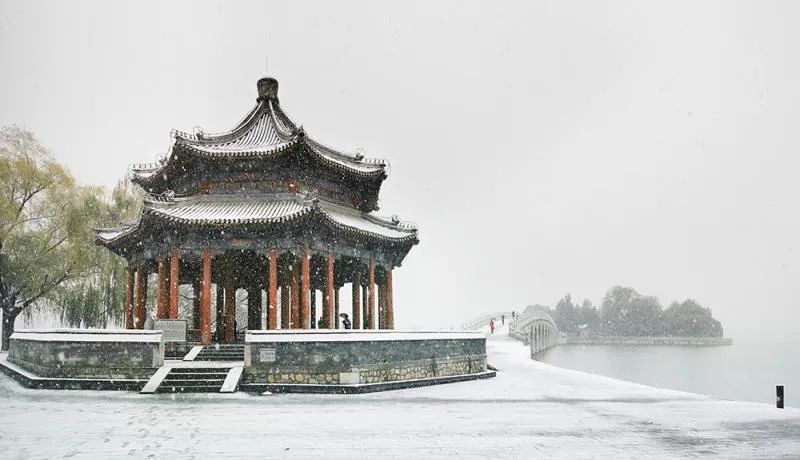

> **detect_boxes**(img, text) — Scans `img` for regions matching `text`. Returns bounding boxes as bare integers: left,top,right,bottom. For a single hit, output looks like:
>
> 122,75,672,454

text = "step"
194,352,244,359
194,357,244,362
168,369,229,375
161,378,226,385
194,355,243,359
155,385,224,393
160,372,229,380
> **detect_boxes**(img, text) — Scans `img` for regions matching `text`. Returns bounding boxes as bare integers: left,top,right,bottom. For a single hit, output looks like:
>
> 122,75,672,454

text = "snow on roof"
136,194,417,241
131,84,387,182
145,195,311,225
317,200,417,239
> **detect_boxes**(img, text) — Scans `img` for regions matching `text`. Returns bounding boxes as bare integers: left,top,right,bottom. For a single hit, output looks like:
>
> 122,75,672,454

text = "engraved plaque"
260,348,277,363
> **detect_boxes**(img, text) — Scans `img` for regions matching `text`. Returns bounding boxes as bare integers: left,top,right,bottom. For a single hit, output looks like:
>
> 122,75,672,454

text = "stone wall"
8,329,163,379
244,330,486,385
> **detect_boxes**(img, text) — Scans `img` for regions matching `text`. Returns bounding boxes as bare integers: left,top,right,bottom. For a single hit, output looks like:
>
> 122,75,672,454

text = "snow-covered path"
1,326,799,459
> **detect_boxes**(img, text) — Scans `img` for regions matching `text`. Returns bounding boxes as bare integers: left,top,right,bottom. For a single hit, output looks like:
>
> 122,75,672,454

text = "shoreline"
562,336,733,346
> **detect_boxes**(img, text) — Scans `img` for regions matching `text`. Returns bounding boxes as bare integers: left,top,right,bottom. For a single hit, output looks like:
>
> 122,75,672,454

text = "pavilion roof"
96,194,418,245
130,78,388,185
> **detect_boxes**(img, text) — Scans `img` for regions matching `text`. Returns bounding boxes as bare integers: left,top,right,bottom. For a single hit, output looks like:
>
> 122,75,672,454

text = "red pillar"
325,252,335,329
300,246,311,329
124,263,134,329
200,249,212,345
378,279,386,329
352,273,361,330
291,262,299,329
367,255,375,329
134,264,146,329
268,248,278,330
334,288,340,329
281,279,291,329
386,268,394,330
169,248,180,319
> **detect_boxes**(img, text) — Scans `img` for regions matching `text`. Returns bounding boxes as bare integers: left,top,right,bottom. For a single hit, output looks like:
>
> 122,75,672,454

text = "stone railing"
8,329,164,379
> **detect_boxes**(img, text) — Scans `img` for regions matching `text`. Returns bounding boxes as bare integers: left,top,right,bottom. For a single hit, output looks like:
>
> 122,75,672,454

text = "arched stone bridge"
509,306,560,356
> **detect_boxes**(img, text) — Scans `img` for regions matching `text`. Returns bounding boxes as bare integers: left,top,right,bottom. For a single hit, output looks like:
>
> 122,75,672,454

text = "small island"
540,286,732,346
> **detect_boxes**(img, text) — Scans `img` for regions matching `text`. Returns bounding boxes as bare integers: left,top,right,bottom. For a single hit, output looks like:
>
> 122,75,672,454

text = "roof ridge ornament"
257,77,279,102
354,148,365,162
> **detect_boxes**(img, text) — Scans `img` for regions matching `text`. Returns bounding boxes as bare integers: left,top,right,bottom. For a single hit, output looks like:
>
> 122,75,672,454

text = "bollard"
776,385,784,409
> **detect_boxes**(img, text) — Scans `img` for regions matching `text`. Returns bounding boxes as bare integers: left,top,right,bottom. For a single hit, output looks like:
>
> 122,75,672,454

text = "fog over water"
1,1,799,343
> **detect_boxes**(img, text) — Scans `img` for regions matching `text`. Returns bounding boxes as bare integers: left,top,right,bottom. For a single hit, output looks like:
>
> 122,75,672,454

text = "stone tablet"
260,348,277,363
154,320,187,342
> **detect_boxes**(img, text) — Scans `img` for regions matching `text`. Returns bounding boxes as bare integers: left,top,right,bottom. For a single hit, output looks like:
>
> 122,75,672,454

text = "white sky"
1,0,798,337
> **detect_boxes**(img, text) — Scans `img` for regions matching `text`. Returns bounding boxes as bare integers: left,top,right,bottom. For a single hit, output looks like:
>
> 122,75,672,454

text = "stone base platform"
244,330,489,386
240,370,496,394
0,353,147,391
2,329,493,394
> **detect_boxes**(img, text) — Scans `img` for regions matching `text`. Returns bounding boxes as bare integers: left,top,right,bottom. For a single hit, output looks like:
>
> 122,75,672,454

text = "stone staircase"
193,344,245,362
155,367,230,393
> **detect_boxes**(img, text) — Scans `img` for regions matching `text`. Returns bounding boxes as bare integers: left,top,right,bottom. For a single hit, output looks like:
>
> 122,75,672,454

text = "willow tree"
54,180,141,329
0,126,100,349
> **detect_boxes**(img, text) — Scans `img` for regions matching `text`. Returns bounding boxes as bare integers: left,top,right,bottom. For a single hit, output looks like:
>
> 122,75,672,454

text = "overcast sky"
1,0,798,337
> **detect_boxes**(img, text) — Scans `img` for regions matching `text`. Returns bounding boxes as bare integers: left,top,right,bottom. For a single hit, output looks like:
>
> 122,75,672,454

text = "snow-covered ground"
1,324,798,459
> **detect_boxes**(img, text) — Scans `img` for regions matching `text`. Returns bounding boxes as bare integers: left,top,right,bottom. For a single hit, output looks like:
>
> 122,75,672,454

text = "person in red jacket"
489,319,495,334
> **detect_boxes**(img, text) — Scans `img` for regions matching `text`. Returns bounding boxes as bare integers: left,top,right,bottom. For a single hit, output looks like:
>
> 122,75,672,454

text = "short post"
776,385,784,409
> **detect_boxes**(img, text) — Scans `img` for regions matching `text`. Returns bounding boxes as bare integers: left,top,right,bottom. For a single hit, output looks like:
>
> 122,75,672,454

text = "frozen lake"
1,327,799,459
538,335,800,407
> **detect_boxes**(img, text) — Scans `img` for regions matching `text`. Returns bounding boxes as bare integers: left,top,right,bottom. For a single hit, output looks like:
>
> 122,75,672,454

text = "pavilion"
96,77,419,345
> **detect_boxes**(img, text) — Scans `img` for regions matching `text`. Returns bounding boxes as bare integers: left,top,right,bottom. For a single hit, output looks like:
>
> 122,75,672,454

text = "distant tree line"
548,286,723,338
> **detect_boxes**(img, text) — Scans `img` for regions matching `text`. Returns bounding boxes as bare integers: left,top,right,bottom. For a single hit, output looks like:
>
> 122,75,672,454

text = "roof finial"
257,77,279,101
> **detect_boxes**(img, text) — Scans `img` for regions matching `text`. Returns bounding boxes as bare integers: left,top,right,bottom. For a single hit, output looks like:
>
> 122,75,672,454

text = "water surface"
537,336,800,407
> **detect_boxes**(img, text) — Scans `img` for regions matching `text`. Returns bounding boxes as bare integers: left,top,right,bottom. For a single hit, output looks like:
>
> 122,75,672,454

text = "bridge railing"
460,311,513,331
509,310,556,342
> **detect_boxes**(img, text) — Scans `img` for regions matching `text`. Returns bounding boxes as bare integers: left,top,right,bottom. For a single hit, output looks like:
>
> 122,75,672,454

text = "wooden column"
280,282,291,329
134,264,146,329
378,279,385,329
291,262,300,328
334,288,340,329
367,256,375,329
192,279,201,330
325,252,335,329
156,258,168,319
169,248,180,319
300,246,310,329
200,249,212,345
268,248,278,330
124,263,134,329
317,289,328,329
386,268,394,330
352,273,361,330
311,289,318,329
361,284,368,329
